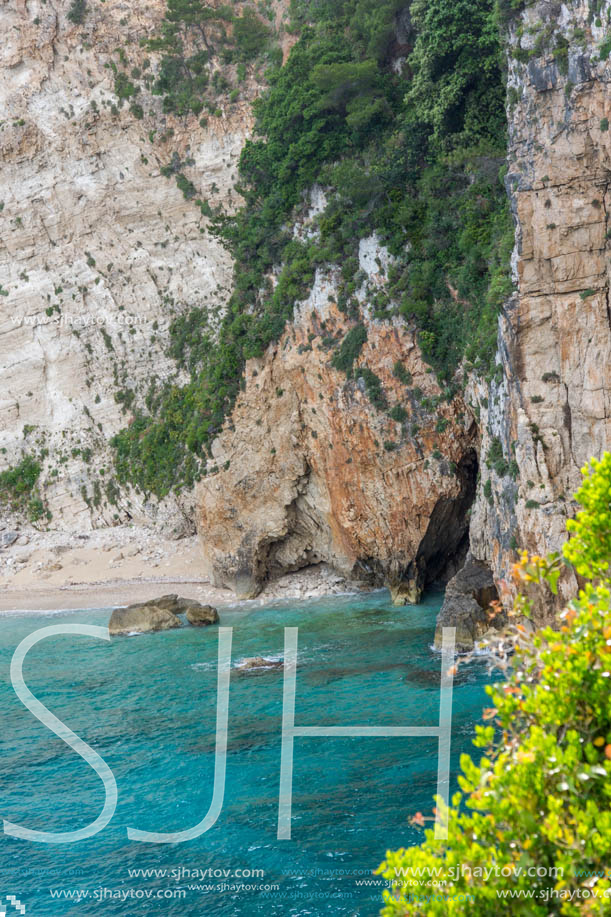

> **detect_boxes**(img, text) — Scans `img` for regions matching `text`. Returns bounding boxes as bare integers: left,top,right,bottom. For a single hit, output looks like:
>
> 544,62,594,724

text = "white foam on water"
234,655,284,670
0,606,113,616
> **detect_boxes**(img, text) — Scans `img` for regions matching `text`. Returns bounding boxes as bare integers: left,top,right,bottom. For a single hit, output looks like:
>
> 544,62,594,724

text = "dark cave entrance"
411,448,479,596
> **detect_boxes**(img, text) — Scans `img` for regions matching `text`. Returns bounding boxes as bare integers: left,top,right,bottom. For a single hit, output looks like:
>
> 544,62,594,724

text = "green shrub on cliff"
0,454,47,522
563,453,611,579
377,453,611,914
143,0,274,116
67,0,87,24
331,323,368,375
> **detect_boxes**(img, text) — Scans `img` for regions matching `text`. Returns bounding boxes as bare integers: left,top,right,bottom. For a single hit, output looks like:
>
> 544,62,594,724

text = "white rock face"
292,184,327,240
0,0,250,531
358,233,393,282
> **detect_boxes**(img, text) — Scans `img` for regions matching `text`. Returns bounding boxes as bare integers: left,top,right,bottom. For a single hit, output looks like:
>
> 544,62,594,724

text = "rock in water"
109,595,219,633
434,554,501,653
184,602,219,627
235,657,283,673
150,594,181,612
109,603,182,636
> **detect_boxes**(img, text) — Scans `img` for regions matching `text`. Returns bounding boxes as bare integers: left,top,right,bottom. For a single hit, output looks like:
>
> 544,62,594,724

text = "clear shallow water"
0,589,491,916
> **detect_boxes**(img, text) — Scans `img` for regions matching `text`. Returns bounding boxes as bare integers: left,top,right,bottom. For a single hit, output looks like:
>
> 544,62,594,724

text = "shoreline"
0,575,369,613
0,579,234,613
0,526,370,612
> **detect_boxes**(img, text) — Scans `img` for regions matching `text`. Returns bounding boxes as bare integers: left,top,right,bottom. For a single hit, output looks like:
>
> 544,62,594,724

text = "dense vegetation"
378,453,611,914
144,0,276,117
0,455,46,522
112,0,513,497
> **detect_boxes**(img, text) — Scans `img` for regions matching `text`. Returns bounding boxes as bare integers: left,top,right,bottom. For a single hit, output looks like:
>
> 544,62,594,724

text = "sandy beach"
0,525,365,612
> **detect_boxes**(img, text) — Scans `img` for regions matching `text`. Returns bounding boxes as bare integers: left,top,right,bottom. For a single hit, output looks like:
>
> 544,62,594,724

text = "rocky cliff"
199,258,479,600
467,0,611,621
0,0,252,533
1,0,610,631
198,0,611,621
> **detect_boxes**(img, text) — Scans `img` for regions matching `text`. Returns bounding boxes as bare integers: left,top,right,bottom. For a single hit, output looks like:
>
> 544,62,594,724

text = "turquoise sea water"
0,589,491,916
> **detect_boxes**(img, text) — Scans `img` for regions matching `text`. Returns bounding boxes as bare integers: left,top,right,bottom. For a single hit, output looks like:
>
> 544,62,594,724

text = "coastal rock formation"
108,593,219,630
434,554,500,652
154,593,219,623
198,2,610,616
109,602,182,636
2,0,609,630
198,285,478,601
466,1,611,611
185,602,219,626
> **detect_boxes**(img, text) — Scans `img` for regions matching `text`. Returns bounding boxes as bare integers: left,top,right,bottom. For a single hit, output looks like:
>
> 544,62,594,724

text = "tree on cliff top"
378,453,611,914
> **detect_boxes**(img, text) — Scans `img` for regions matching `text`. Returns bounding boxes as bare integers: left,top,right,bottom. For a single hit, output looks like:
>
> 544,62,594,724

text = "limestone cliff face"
467,0,611,611
0,0,250,532
198,262,478,599
2,0,609,615
198,0,611,611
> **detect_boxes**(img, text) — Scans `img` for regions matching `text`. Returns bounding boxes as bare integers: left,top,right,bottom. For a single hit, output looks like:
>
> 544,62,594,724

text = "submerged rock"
235,656,284,673
109,604,182,636
434,554,501,653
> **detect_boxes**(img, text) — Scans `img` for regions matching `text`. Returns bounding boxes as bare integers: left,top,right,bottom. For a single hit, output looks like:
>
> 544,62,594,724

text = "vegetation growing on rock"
0,455,47,522
112,0,513,497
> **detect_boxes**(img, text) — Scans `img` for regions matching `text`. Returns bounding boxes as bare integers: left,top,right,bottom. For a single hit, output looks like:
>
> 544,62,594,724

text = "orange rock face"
198,293,478,600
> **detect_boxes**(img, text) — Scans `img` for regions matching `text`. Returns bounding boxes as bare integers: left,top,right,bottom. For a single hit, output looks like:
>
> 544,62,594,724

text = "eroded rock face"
198,280,478,601
467,2,611,610
197,3,610,617
0,0,251,532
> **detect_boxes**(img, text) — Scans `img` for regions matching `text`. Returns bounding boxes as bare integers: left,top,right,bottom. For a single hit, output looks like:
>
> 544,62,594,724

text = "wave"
0,606,113,616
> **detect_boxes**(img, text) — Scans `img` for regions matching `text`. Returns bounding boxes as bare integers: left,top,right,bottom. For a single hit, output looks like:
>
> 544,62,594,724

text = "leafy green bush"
389,404,408,423
359,367,388,411
233,8,271,60
393,362,413,386
378,453,611,914
563,453,611,579
113,69,138,103
0,455,47,522
487,435,510,477
67,0,87,24
144,1,273,116
599,34,611,60
331,323,367,375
